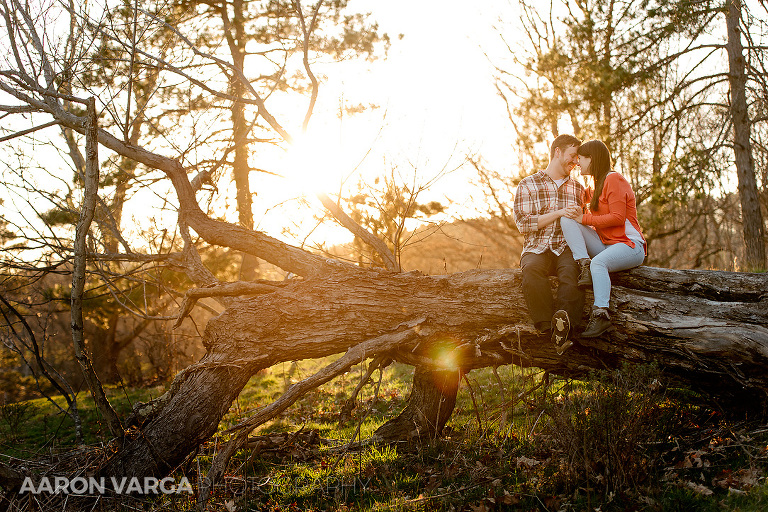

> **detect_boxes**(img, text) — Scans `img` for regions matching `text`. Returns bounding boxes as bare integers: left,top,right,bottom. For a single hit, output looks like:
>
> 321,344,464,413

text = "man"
513,134,585,354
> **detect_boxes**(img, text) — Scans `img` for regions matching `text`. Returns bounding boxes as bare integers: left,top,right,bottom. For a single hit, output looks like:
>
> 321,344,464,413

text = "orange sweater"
582,172,646,252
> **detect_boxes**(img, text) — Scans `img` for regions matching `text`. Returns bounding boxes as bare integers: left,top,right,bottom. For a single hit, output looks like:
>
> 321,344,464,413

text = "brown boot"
581,307,612,338
551,310,572,354
577,258,592,288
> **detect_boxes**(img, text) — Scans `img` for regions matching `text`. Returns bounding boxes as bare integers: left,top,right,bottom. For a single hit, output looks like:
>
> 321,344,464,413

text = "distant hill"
325,217,523,275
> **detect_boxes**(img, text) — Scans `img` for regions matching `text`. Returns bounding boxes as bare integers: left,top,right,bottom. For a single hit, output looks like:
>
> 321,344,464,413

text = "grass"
4,360,768,511
0,384,165,457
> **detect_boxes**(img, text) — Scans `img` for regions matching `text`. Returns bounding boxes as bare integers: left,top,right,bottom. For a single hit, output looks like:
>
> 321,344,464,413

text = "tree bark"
100,265,768,478
725,0,767,270
374,366,459,442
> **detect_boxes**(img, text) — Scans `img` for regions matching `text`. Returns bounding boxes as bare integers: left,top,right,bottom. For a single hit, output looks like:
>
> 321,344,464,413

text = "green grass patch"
0,384,165,458
5,360,768,511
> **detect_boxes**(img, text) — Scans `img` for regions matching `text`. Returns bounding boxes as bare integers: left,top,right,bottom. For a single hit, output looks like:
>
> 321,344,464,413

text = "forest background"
0,0,767,509
2,0,766,398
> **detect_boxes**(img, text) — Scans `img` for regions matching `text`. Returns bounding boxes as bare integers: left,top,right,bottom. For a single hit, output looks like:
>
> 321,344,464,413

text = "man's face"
559,145,579,173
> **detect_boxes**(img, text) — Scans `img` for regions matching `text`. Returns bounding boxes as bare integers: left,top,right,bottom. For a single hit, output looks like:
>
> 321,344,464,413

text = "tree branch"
70,97,123,438
293,0,323,131
316,192,399,271
0,119,60,142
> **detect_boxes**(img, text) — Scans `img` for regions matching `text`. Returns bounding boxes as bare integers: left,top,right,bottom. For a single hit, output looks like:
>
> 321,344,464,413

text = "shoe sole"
556,339,573,355
551,310,570,352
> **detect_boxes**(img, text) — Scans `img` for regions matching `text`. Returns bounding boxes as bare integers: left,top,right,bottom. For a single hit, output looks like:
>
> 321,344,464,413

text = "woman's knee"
591,245,642,273
560,217,579,231
589,257,610,278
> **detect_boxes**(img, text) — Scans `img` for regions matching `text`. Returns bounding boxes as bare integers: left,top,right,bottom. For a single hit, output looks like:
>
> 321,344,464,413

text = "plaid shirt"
513,170,584,256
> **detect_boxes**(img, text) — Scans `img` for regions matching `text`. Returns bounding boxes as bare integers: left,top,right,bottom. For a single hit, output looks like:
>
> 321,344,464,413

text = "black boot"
577,258,592,288
581,307,612,337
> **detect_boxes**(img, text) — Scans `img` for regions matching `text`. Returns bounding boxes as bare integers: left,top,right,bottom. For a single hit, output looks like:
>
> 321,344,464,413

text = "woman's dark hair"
578,140,612,211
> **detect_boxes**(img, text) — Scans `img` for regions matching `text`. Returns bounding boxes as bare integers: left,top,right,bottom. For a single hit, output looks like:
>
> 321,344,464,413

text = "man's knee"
562,260,579,276
521,252,551,277
557,256,579,282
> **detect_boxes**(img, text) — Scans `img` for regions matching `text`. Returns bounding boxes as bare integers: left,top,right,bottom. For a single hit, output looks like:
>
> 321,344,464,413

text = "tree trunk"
227,0,261,282
72,97,123,438
374,366,459,442
725,0,767,270
99,265,768,478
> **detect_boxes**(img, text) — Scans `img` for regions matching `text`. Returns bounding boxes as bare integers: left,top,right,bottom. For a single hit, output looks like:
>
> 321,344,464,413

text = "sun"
283,126,353,197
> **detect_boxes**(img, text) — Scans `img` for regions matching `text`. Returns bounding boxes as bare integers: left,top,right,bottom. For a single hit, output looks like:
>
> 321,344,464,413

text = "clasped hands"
561,205,583,223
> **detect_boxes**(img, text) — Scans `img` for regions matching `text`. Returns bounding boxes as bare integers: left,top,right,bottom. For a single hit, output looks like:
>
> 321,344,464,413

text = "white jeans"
560,217,645,308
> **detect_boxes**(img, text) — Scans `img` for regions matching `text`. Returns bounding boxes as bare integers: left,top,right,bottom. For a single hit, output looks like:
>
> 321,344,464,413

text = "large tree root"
374,366,460,442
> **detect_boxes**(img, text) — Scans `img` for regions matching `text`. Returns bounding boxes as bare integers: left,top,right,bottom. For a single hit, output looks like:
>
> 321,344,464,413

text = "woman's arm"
581,173,629,228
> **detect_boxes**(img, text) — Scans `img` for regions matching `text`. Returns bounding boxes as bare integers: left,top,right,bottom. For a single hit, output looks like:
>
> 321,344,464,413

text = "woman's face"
578,154,592,176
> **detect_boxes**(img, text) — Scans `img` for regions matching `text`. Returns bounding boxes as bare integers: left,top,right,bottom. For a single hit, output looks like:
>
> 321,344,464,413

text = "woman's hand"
563,205,583,223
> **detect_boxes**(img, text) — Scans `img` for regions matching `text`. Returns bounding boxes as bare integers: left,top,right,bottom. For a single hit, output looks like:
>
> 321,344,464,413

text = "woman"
560,140,646,337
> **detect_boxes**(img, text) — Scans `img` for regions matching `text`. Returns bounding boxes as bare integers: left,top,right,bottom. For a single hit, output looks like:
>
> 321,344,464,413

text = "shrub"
0,400,35,441
541,363,671,497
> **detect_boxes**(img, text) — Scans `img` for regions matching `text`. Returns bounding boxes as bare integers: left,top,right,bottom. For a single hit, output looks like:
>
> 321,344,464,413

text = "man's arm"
536,208,578,230
514,181,577,232
513,181,538,234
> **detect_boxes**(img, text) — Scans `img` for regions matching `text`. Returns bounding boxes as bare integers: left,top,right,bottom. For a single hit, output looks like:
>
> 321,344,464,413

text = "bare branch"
317,192,400,271
70,97,123,438
131,6,293,142
293,0,323,131
0,119,60,142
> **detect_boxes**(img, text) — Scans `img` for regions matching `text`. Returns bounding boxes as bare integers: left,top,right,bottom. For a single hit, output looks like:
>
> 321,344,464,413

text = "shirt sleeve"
581,187,591,212
513,180,539,234
582,174,628,228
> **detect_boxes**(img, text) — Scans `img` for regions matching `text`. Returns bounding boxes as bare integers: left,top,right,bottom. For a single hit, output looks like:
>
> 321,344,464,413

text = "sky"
258,0,520,243
348,0,515,165
0,0,524,252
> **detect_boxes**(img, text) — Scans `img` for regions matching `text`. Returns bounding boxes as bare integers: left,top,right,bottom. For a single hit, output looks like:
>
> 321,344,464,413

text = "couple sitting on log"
513,134,647,355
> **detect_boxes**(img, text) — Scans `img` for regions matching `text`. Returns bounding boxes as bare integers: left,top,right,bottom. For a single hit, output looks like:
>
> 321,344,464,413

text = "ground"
3,359,768,511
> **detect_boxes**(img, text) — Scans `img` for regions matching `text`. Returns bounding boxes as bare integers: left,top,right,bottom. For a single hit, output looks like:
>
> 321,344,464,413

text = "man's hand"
537,205,583,230
564,205,581,218
563,205,583,223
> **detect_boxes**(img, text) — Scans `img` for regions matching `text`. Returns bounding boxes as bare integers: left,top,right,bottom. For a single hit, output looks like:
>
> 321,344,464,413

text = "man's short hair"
550,134,582,158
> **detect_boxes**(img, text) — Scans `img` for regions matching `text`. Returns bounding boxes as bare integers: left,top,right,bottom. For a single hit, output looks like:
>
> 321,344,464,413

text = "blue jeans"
560,217,645,308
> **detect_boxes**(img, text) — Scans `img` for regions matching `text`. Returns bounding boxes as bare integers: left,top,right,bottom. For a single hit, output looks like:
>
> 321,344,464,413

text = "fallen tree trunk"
100,264,768,479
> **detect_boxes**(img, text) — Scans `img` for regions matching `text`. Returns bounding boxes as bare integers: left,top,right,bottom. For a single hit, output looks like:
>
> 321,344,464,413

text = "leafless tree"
0,2,766,511
490,0,768,269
